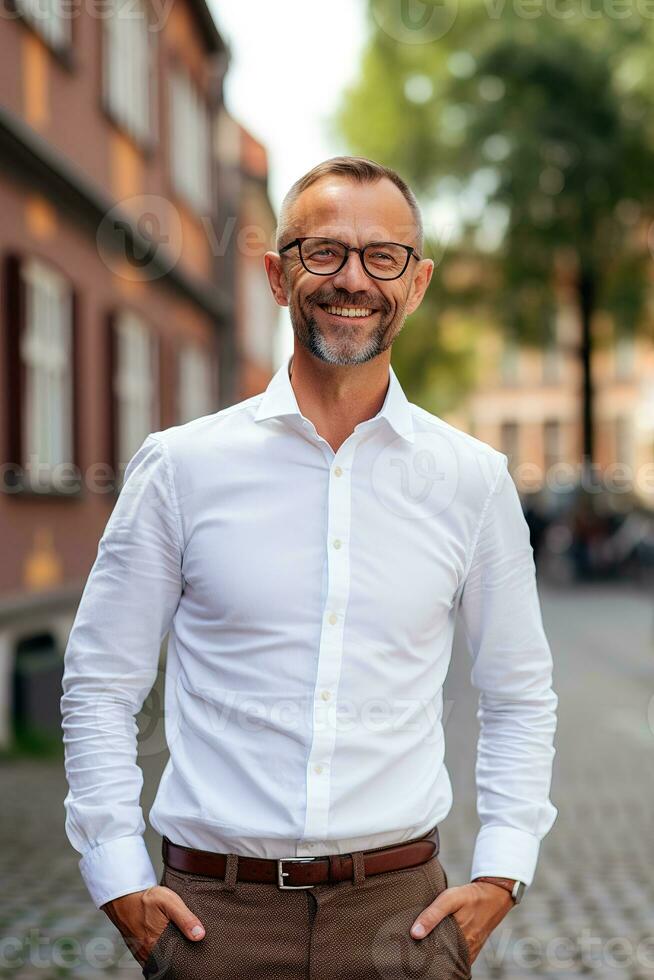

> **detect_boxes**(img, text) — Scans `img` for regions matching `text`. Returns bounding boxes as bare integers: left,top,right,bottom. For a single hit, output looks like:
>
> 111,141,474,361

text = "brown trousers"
142,847,472,980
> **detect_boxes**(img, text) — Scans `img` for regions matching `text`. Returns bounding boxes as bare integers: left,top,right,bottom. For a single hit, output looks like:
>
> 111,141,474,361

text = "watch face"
512,881,526,904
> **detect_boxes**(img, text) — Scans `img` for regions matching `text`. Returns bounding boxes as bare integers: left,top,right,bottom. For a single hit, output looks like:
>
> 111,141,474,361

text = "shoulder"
409,402,508,488
150,392,264,458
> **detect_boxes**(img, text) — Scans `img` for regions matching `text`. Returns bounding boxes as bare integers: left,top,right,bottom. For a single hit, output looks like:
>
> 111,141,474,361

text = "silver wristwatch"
472,876,527,904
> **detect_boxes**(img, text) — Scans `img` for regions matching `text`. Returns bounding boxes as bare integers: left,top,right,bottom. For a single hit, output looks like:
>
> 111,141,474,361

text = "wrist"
471,876,526,904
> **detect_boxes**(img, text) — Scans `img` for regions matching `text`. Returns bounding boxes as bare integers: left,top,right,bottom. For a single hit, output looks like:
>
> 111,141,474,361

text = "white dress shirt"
61,356,558,908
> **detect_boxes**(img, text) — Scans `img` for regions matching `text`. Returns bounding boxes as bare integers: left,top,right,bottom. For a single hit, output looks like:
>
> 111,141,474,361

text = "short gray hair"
276,156,424,253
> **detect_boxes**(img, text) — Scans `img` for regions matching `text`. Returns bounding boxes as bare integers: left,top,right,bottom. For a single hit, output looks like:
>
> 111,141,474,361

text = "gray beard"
289,306,401,366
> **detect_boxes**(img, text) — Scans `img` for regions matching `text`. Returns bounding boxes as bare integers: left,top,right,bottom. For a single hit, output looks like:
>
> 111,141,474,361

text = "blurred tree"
335,3,654,466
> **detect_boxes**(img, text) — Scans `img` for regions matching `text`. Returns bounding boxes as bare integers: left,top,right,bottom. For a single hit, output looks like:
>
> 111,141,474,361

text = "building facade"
214,108,280,405
444,310,654,507
0,0,278,747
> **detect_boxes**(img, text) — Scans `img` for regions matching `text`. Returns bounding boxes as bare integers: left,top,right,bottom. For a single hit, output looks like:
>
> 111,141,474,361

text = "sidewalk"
1,582,652,978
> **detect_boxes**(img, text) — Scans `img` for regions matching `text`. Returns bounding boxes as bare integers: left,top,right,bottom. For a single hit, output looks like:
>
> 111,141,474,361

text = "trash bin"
12,633,64,744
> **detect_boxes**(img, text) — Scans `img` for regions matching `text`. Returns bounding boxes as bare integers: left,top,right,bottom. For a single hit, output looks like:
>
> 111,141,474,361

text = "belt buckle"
277,856,317,889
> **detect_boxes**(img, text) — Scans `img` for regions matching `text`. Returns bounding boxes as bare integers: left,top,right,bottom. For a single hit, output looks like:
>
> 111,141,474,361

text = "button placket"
303,447,356,840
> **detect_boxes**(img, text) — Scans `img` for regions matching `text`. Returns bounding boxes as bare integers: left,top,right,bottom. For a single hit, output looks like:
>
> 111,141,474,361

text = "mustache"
307,289,390,313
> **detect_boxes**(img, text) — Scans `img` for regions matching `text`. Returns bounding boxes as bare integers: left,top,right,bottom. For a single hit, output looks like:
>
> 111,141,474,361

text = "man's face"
270,177,433,366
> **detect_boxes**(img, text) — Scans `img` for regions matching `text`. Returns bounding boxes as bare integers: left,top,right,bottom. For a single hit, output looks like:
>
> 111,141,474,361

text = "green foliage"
334,3,654,422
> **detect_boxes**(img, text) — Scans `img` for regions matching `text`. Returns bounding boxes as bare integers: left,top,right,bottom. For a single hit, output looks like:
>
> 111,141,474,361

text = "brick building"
443,301,654,507
0,0,278,747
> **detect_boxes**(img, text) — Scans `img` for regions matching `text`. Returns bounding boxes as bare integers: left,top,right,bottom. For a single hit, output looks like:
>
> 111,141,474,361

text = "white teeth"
325,306,373,318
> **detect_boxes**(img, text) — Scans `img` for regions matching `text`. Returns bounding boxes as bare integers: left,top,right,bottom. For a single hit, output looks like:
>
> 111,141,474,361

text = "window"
17,258,74,479
104,0,153,142
16,0,70,50
542,341,560,384
241,262,278,370
615,335,635,381
169,67,211,212
500,420,519,469
112,311,158,473
614,416,632,468
500,337,520,386
543,419,561,474
177,344,215,423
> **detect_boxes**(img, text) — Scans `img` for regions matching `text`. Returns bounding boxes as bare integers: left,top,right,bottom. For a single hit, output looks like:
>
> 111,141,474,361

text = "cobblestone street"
1,581,652,979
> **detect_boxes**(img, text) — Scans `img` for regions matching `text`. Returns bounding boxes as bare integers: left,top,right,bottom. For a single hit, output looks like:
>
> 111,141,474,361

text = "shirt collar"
254,356,415,444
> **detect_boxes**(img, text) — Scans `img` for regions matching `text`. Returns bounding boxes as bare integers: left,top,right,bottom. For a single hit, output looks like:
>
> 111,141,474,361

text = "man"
61,156,558,979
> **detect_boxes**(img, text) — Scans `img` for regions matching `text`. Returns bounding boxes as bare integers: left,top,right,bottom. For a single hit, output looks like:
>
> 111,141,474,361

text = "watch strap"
472,876,521,901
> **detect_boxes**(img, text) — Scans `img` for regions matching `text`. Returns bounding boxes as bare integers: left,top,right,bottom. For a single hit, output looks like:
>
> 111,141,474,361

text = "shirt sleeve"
457,453,558,888
61,433,184,908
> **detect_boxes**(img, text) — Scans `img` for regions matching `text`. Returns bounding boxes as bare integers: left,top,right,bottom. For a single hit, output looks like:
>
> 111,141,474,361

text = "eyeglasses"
279,237,421,281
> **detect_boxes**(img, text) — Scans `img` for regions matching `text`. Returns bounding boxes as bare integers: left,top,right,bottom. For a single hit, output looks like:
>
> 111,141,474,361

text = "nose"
330,248,373,293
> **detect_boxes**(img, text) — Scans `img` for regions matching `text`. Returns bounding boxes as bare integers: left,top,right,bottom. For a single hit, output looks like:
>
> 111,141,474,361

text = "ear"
405,258,434,316
264,252,289,308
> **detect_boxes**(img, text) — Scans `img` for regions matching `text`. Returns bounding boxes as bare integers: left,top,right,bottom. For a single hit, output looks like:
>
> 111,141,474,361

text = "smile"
320,305,375,318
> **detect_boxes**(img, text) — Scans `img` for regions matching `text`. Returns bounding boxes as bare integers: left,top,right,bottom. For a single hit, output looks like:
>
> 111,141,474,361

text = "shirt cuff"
470,825,541,888
79,835,158,909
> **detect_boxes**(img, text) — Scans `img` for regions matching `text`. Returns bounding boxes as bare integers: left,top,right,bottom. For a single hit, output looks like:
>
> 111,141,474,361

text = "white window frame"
614,415,633,468
500,337,520,386
113,311,159,472
177,343,216,423
241,261,277,371
543,419,562,473
103,0,154,143
615,335,635,381
19,258,74,478
500,419,520,468
169,66,211,212
16,0,71,50
542,340,560,384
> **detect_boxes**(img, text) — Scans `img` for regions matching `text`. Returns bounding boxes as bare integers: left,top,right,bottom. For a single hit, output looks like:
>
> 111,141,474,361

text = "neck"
288,347,391,453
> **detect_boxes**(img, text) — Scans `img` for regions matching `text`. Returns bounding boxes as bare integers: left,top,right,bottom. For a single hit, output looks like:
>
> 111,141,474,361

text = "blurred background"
1,1,653,978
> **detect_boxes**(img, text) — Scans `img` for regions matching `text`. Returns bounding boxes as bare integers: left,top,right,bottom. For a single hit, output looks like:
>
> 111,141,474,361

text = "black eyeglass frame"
279,237,422,281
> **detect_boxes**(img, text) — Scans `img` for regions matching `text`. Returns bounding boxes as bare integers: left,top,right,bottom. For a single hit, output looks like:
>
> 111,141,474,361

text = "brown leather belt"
162,826,440,889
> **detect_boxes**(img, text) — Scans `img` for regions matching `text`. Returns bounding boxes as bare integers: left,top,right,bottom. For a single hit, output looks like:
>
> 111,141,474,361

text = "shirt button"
334,466,343,478
321,690,331,701
333,539,342,550
314,764,324,775
328,612,338,625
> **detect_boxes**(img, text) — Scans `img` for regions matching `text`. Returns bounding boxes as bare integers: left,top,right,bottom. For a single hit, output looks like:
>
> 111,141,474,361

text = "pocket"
142,921,178,980
448,912,472,977
420,857,472,979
